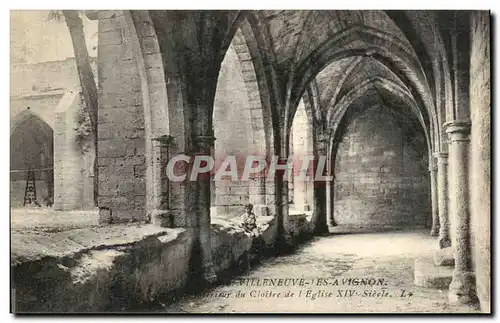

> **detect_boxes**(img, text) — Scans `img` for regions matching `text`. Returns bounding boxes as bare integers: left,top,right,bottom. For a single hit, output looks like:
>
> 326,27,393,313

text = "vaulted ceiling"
146,9,462,151
240,10,443,144
259,10,412,68
249,10,445,146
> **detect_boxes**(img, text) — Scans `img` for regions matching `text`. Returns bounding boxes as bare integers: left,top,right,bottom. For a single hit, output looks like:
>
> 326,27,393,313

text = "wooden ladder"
23,168,40,207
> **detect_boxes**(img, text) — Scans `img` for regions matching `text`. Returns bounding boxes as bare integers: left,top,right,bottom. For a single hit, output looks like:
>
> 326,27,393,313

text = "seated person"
240,203,259,237
240,203,266,263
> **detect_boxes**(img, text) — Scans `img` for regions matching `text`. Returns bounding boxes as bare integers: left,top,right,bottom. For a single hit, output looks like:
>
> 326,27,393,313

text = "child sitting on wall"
240,203,265,266
240,203,259,236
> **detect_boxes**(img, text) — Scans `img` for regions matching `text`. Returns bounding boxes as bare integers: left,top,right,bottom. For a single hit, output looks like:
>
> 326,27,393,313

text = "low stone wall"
211,215,278,275
11,215,280,313
11,225,192,312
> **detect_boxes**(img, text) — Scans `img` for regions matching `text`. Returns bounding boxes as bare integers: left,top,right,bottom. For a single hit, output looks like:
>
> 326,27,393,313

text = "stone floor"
161,230,480,314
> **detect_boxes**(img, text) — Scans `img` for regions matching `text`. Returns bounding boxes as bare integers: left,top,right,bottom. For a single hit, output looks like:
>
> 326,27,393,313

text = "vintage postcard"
9,9,491,314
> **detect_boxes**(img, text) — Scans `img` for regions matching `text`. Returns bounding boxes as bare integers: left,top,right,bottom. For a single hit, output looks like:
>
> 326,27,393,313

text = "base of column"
414,257,453,289
98,207,112,224
433,247,455,266
430,225,440,236
148,209,174,227
439,236,452,249
448,271,479,305
276,218,295,253
202,262,218,284
314,223,330,236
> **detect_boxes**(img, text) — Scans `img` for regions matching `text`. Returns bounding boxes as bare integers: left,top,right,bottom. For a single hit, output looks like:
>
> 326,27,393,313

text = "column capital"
276,156,290,164
433,152,449,160
316,132,330,146
194,134,216,143
152,134,175,146
194,135,216,150
444,120,471,142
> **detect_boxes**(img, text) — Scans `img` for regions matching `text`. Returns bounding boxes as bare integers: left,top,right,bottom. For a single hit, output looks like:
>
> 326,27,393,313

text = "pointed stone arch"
10,109,54,207
287,26,437,155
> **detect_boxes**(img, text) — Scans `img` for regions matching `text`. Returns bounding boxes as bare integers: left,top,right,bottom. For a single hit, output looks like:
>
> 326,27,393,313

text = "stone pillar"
249,176,268,217
276,155,290,227
312,134,329,234
326,154,337,227
210,145,216,209
194,135,217,283
288,132,294,205
149,135,172,227
434,152,450,248
273,149,293,249
429,158,439,236
54,101,84,211
445,121,477,305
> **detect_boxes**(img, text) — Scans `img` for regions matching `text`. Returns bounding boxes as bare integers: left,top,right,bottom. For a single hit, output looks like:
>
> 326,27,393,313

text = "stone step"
414,256,453,289
433,247,455,267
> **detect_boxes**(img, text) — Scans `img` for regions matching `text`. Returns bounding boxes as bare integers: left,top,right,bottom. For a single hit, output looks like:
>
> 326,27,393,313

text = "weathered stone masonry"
469,10,491,313
96,11,148,223
17,10,488,313
334,105,430,229
10,59,97,210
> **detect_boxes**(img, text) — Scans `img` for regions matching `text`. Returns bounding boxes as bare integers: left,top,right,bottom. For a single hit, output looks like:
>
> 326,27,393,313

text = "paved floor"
162,230,479,314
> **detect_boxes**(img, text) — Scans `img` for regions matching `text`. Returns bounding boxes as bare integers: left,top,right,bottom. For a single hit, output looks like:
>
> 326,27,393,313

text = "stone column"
288,132,294,205
445,121,477,305
312,134,329,234
326,154,337,227
273,146,294,250
249,176,268,217
276,155,291,229
434,152,450,248
149,135,172,227
194,135,217,283
429,158,440,236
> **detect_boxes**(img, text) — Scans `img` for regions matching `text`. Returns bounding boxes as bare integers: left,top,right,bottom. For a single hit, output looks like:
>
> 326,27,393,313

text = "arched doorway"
289,99,314,214
212,31,269,220
10,111,54,207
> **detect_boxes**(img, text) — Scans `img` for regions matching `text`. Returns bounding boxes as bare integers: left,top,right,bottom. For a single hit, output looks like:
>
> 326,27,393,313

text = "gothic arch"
384,10,452,153
125,10,172,215
327,77,431,156
286,26,437,152
11,109,53,136
10,110,54,206
214,17,279,217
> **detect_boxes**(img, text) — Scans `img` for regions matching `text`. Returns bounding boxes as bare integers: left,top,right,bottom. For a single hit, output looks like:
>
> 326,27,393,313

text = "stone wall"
11,214,284,313
11,226,193,312
10,58,96,96
53,92,95,210
96,11,147,222
333,105,430,229
469,11,491,314
11,58,99,209
10,58,98,126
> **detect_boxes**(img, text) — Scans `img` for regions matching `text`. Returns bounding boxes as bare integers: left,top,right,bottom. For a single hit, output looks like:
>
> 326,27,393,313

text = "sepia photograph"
8,8,491,314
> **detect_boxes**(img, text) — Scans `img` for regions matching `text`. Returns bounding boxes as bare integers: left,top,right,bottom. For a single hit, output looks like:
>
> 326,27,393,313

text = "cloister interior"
10,10,490,313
